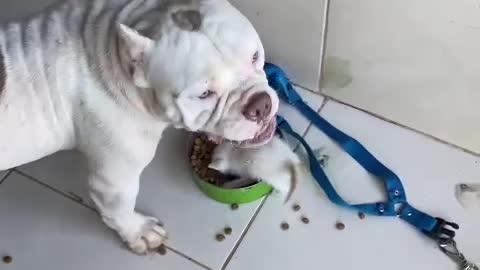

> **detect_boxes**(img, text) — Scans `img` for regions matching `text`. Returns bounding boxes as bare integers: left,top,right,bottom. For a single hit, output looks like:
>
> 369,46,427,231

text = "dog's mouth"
208,118,276,148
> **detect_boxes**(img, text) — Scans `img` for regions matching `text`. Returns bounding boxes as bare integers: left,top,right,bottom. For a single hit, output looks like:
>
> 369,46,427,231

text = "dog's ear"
117,24,154,88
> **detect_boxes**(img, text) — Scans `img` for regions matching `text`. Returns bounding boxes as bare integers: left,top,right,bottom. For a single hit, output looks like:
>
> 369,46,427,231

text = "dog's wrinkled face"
118,0,279,147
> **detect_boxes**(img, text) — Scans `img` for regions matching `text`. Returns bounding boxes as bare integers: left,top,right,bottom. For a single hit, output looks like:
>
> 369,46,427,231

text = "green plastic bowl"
188,135,273,204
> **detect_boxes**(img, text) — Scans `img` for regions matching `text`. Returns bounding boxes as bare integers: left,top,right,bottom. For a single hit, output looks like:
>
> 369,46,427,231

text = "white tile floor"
1,86,479,269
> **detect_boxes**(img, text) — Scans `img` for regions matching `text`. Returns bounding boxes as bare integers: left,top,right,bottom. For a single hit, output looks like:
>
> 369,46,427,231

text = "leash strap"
264,63,459,240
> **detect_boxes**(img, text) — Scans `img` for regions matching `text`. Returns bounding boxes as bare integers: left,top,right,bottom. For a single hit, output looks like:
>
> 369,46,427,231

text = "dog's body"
0,0,279,253
210,135,302,202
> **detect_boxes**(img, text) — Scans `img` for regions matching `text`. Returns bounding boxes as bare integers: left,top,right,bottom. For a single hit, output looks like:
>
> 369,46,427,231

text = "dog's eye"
252,51,259,63
199,90,215,99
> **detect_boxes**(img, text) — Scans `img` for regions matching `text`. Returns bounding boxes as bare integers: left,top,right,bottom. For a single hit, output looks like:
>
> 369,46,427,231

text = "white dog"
0,0,279,254
209,135,302,202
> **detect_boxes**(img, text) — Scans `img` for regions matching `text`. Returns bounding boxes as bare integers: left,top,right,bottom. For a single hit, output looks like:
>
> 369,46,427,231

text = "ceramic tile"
0,172,205,270
322,0,480,153
229,0,327,91
225,101,480,270
17,87,321,269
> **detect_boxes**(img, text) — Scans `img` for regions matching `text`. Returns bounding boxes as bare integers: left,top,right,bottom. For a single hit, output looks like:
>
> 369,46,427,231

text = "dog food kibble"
358,212,365,220
292,204,301,212
191,135,226,186
215,233,226,242
301,216,310,224
2,255,12,264
230,203,239,210
280,222,290,231
224,227,233,235
190,134,258,188
157,245,167,255
335,222,345,230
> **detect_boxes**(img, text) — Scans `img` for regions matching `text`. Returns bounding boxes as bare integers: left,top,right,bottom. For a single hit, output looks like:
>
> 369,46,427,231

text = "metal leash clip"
438,238,479,270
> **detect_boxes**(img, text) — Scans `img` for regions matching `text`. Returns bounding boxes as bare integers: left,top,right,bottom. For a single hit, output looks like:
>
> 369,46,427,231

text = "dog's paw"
122,215,167,254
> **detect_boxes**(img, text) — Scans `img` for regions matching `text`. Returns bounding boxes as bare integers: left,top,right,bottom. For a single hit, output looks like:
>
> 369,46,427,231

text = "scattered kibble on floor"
230,203,239,210
292,204,301,212
335,222,346,230
216,233,226,241
157,245,167,255
358,212,365,219
301,216,310,224
2,255,12,264
224,227,232,235
281,222,290,231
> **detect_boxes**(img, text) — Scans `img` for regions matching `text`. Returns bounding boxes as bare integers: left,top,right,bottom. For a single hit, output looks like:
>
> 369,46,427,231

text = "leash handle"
265,62,458,239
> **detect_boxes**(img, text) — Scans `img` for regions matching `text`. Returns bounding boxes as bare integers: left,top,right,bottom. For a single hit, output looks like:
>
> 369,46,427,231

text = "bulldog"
0,0,279,253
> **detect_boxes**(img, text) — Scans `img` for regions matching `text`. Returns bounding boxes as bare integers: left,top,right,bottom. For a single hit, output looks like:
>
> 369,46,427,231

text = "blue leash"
264,62,459,241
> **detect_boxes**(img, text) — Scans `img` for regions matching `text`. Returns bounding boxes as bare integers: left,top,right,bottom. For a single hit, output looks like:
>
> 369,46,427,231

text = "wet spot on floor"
322,56,353,89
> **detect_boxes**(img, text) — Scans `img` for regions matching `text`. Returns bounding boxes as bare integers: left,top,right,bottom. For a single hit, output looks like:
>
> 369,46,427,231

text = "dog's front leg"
87,153,166,254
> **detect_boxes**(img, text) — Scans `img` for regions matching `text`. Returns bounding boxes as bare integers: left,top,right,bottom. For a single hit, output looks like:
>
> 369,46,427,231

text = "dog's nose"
242,92,272,122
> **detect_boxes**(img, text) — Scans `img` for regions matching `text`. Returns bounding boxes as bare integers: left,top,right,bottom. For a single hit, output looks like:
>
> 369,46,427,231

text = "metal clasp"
431,218,460,240
438,238,479,270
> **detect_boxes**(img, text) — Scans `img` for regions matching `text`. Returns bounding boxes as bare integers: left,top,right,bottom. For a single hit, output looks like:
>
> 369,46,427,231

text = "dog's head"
117,0,279,147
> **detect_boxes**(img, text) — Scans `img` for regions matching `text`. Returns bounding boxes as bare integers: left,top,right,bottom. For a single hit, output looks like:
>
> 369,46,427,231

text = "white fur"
209,135,302,202
0,0,279,254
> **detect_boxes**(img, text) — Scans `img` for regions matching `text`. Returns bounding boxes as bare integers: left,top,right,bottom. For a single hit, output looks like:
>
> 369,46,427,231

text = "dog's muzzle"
242,92,272,122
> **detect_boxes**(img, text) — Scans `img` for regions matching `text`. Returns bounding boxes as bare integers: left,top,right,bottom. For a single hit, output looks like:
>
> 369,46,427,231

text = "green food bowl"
188,134,273,204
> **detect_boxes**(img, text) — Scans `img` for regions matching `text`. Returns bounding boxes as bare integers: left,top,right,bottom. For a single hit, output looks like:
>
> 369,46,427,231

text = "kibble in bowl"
188,133,272,204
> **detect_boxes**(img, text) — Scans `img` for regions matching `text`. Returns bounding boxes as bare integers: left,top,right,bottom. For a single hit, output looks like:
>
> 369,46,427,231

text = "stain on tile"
322,56,353,89
454,183,480,210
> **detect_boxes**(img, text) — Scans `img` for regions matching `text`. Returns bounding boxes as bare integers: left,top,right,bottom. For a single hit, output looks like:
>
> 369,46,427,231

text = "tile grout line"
317,95,330,113
166,246,214,270
220,195,269,270
292,85,480,157
325,95,480,157
317,0,331,92
292,97,330,153
13,169,97,212
0,170,13,185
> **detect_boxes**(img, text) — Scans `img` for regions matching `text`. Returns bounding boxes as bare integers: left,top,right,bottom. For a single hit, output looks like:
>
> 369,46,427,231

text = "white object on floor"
455,183,480,210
